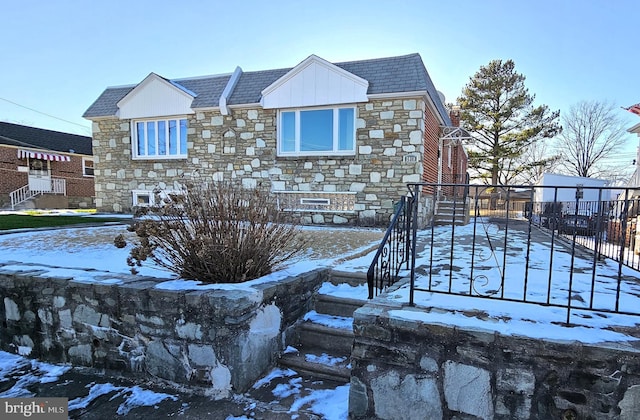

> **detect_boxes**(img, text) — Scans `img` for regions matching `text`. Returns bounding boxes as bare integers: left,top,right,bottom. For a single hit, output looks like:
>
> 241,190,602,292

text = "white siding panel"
316,65,330,105
261,57,368,109
119,77,194,119
291,71,305,107
303,64,317,106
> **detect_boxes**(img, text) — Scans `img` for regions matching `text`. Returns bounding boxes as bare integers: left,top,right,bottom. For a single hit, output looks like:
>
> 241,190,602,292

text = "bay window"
132,118,188,159
278,107,355,156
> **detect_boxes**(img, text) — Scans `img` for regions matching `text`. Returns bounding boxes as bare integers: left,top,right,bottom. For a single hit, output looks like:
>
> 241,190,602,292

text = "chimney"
449,105,461,127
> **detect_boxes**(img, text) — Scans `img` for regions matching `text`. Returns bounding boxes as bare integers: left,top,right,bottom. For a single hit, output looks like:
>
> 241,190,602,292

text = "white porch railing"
9,178,67,210
52,178,66,195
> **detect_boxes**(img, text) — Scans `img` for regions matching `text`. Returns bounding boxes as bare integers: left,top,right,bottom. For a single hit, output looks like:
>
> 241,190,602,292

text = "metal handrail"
366,196,412,299
10,185,36,210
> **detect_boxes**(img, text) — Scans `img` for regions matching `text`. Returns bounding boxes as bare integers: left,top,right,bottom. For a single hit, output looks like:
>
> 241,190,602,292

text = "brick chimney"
449,105,461,127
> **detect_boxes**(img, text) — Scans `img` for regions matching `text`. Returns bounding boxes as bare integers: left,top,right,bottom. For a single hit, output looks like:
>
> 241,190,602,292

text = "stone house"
0,122,94,209
83,53,467,225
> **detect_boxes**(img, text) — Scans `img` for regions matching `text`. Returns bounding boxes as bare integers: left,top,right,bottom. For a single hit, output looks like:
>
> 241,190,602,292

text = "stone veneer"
0,264,328,397
91,98,432,226
349,300,640,420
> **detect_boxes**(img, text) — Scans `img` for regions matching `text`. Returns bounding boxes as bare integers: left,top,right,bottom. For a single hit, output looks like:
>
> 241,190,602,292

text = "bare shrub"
115,181,306,283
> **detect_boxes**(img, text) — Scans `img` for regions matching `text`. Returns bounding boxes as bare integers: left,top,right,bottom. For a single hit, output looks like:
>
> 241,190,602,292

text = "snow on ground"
0,353,70,398
379,219,640,345
0,223,375,418
1,219,640,417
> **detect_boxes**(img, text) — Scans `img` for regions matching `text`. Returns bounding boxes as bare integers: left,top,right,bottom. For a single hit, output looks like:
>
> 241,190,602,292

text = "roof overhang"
440,126,473,143
627,122,640,134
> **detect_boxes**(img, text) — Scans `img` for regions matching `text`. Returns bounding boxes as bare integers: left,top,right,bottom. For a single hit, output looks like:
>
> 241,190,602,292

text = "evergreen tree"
458,59,560,185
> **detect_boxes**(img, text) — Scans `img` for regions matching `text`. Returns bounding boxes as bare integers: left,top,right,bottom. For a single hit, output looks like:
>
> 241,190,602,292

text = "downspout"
219,66,243,116
437,134,443,199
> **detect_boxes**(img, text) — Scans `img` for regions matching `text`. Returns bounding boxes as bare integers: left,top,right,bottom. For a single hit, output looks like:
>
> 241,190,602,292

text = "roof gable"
260,55,369,109
117,73,196,119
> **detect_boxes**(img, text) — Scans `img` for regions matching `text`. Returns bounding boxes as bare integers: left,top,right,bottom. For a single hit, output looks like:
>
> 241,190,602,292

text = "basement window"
300,198,331,206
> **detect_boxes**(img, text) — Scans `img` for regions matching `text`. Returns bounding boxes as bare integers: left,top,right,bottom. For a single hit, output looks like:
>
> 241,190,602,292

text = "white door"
28,158,51,192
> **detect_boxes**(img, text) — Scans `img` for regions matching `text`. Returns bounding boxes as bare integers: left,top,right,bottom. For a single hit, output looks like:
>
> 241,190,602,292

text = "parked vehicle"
559,212,607,236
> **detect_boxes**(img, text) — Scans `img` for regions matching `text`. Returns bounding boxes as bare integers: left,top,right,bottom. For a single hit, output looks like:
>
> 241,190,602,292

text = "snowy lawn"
1,219,640,418
376,219,640,345
0,223,381,419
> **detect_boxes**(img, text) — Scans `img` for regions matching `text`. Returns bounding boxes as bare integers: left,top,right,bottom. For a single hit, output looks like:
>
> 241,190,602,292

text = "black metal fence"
366,196,412,299
368,183,640,324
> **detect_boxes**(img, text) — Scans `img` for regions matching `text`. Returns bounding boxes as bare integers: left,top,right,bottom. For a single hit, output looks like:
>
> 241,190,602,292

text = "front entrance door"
28,158,51,192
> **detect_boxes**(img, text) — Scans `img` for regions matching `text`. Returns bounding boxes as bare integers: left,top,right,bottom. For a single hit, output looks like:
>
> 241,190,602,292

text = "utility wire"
0,96,91,134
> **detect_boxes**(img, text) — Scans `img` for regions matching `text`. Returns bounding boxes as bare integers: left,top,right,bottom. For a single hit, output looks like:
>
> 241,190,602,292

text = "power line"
0,96,91,133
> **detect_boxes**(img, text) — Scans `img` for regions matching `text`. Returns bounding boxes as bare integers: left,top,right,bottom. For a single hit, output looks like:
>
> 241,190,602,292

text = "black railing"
369,183,640,325
366,196,412,299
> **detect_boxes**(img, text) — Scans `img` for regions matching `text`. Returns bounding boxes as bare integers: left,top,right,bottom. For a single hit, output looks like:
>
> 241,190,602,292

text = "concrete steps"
277,271,368,384
434,200,470,226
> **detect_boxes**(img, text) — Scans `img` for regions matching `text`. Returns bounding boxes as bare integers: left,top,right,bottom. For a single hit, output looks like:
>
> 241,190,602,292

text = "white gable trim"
628,122,640,134
260,55,369,109
117,73,195,119
219,66,243,116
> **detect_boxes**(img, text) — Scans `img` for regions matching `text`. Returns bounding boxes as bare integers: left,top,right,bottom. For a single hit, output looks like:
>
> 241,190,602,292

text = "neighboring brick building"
83,53,467,225
0,122,94,209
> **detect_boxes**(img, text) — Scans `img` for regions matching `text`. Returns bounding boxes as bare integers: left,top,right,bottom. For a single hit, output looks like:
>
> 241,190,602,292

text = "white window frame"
131,117,188,160
277,105,356,157
300,197,331,206
132,189,183,207
132,190,154,207
82,157,94,177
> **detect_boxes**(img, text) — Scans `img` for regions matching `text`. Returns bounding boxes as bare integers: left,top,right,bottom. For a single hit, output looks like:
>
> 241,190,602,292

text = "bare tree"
556,101,628,178
508,140,560,185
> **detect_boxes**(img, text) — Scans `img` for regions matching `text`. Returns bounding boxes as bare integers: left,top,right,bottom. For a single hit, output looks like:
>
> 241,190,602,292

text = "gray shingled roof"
0,121,92,155
83,85,134,119
83,53,451,125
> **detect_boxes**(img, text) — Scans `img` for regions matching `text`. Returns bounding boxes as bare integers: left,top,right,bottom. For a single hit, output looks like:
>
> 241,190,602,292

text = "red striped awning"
17,149,71,162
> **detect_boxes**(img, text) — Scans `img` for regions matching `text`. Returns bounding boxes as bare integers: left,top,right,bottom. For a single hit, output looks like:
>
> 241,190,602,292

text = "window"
278,107,355,156
132,191,152,206
132,118,188,159
274,191,356,213
132,189,182,207
83,158,94,177
28,158,49,176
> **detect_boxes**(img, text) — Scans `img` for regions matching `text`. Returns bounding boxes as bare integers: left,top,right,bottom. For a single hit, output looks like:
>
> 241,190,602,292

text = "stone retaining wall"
349,302,640,420
0,266,328,398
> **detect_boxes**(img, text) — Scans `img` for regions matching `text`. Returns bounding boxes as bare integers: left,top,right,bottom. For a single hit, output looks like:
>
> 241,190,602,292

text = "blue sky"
1,0,639,163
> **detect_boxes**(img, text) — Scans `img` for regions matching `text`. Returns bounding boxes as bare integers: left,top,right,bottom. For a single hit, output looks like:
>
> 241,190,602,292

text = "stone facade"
350,302,640,420
91,97,454,226
0,265,328,396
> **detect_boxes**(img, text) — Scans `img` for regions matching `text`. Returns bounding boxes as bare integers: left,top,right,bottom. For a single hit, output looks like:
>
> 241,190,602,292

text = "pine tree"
458,59,560,185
